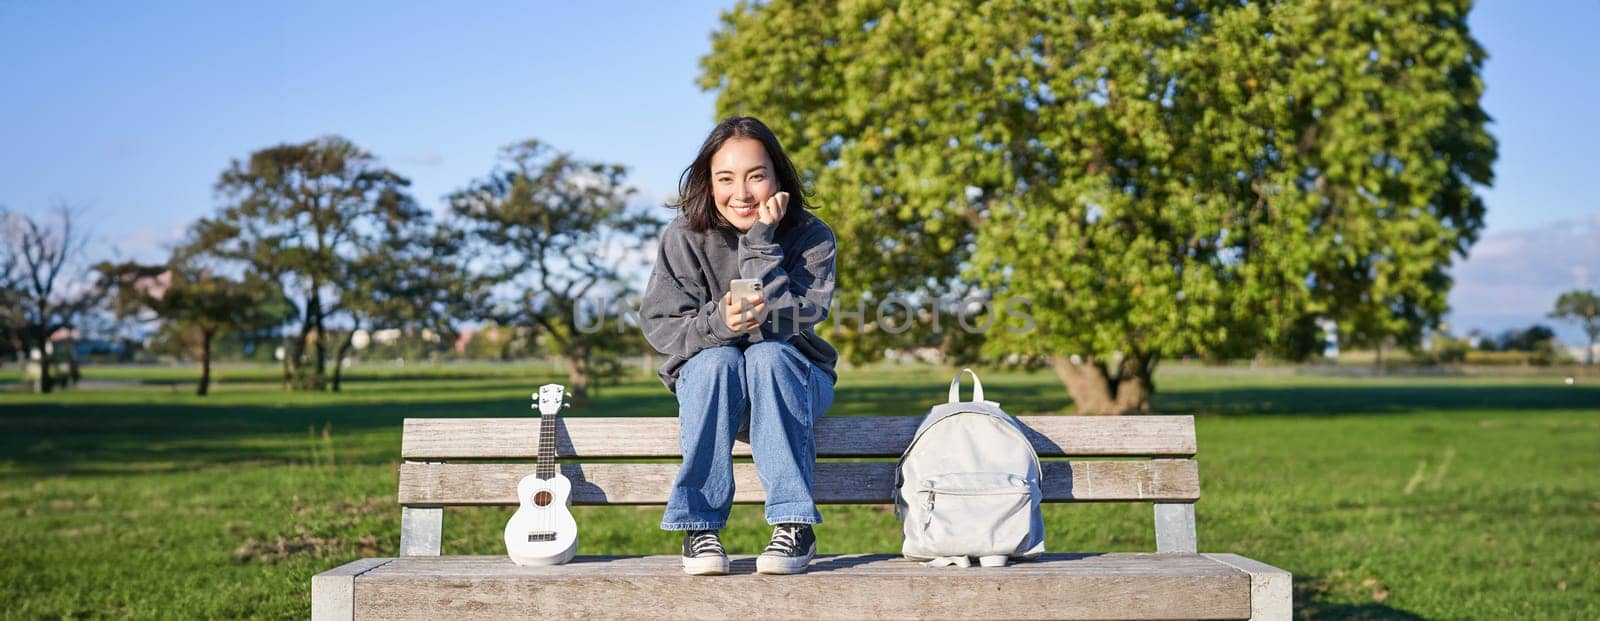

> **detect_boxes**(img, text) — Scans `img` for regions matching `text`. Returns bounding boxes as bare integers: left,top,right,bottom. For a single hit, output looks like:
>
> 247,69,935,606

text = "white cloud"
1464,235,1523,260
402,151,445,167
1448,213,1600,344
122,223,186,247
114,224,187,262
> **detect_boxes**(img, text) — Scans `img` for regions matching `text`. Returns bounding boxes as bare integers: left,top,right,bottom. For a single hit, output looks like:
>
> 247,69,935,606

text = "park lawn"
0,363,1596,619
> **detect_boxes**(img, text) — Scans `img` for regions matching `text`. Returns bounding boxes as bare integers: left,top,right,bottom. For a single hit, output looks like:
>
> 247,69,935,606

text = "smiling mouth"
730,205,757,217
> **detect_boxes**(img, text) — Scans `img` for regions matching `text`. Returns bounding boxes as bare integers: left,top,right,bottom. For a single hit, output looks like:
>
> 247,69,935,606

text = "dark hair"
674,116,810,233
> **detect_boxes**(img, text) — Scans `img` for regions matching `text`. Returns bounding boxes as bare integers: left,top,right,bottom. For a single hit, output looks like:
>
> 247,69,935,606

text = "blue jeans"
660,340,835,530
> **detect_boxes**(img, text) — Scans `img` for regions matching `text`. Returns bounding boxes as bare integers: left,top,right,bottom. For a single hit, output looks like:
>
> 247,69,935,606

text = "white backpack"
895,369,1046,567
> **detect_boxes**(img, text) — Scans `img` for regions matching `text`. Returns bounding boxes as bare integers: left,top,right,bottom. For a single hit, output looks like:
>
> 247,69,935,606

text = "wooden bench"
312,414,1291,620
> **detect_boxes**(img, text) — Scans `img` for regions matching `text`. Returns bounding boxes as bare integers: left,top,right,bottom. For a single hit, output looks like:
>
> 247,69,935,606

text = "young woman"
640,116,838,576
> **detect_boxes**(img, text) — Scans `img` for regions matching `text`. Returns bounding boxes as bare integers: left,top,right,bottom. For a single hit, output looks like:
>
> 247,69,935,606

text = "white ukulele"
504,383,578,565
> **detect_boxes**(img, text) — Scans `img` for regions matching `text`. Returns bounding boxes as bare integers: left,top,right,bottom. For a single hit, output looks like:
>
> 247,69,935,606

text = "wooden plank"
362,553,1240,578
1204,554,1293,620
352,554,1250,620
397,460,1200,506
401,415,1197,459
311,558,392,621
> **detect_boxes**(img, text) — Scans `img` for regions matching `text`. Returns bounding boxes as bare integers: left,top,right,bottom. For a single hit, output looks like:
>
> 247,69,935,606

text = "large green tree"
1549,289,1599,365
448,140,662,407
182,136,423,390
702,0,1495,413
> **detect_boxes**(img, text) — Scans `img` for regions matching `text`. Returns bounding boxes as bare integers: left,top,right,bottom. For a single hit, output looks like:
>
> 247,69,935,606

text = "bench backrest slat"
397,460,1200,506
396,414,1204,555
401,415,1196,459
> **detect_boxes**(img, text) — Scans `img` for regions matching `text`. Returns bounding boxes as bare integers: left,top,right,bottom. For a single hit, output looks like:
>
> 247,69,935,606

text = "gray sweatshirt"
640,211,838,393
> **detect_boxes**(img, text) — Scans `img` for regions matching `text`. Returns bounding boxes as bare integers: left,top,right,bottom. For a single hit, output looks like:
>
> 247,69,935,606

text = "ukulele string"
539,397,547,538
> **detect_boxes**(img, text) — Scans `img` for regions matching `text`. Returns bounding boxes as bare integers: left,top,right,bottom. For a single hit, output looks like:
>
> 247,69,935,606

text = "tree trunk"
285,326,309,390
1050,356,1114,414
280,340,294,389
64,336,80,388
34,348,52,394
1112,354,1155,413
331,328,355,392
564,343,591,409
32,327,53,394
312,328,327,389
310,291,327,390
286,292,320,390
35,352,51,390
198,329,214,396
291,298,318,390
1049,353,1156,415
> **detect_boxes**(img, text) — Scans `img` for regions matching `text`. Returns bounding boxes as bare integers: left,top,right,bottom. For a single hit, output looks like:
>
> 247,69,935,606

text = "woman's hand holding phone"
721,290,766,335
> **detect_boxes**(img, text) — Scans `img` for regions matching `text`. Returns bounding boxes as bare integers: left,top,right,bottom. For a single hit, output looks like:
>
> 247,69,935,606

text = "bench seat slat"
401,415,1196,459
396,460,1200,506
346,554,1252,620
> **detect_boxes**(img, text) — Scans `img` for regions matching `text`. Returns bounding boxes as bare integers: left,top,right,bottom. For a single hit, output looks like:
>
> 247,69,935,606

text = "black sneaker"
681,530,728,576
756,523,816,575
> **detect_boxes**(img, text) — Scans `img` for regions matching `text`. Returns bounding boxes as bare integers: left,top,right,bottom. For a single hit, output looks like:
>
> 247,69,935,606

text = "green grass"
1,362,1596,619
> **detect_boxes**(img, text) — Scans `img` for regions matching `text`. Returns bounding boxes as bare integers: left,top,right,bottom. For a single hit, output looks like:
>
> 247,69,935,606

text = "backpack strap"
898,369,1009,494
923,555,973,568
947,368,985,404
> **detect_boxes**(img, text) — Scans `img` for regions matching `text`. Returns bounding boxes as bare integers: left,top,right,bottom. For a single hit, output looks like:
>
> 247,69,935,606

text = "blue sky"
1,1,1595,345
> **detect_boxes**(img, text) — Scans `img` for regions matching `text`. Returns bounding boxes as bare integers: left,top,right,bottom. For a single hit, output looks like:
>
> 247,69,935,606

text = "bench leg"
312,558,392,621
1154,503,1197,553
401,506,443,556
1205,553,1293,621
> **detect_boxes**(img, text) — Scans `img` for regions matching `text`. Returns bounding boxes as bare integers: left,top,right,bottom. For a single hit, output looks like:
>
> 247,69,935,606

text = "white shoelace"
688,531,723,556
765,525,802,554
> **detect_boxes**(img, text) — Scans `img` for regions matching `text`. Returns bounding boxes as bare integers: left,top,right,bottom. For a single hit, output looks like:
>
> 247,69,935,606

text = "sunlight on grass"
1,362,1597,618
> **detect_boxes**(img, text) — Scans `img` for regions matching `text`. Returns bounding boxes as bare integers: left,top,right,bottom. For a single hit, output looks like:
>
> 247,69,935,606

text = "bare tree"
1,205,98,393
0,224,24,366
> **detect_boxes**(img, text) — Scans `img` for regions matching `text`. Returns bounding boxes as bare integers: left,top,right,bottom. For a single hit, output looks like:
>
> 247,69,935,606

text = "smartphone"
729,278,765,342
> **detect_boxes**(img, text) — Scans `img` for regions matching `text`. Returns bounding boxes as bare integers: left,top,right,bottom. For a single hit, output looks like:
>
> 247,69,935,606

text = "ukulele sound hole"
534,491,553,506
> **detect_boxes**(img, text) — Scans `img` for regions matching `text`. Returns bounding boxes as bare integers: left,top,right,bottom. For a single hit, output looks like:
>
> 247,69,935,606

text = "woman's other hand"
758,191,788,226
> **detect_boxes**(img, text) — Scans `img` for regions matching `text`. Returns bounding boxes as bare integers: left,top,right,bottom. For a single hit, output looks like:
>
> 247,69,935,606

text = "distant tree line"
1424,312,1596,367
3,136,658,402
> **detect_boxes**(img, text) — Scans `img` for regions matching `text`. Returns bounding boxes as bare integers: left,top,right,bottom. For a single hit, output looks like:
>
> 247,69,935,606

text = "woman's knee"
681,344,742,372
744,340,807,380
676,347,748,428
680,346,745,386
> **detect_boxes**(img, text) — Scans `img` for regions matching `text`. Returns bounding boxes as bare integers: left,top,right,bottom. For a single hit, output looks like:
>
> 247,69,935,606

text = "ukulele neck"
536,411,558,480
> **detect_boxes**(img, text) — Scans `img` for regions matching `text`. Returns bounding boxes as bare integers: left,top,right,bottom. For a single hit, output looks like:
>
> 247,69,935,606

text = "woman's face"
710,137,777,232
